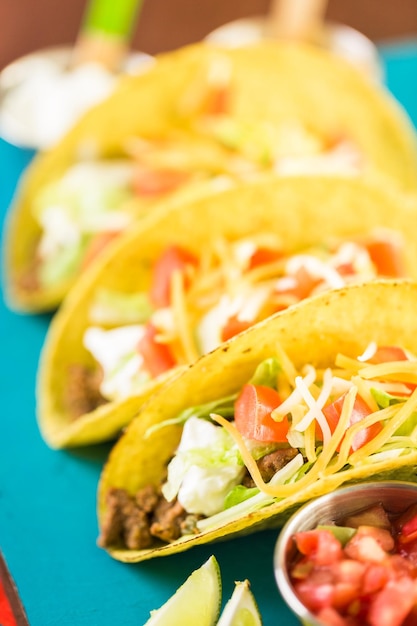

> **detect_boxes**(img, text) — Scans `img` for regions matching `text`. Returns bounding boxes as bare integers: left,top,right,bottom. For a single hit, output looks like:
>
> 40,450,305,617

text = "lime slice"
217,580,262,626
144,555,222,626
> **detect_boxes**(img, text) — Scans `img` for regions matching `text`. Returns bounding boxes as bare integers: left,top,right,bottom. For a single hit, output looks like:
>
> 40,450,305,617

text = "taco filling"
66,229,405,420
26,54,363,293
98,342,417,550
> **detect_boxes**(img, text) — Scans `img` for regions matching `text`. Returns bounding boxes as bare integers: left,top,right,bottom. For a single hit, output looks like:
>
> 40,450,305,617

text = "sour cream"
83,325,146,400
0,46,152,149
162,416,245,517
205,18,382,82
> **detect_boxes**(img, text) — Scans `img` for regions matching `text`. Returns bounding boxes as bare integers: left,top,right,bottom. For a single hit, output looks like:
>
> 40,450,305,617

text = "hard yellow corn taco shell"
4,40,417,312
37,175,417,449
97,279,417,563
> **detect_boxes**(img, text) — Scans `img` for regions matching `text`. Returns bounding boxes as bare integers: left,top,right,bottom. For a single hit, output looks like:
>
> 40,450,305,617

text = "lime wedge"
217,580,262,626
144,555,222,626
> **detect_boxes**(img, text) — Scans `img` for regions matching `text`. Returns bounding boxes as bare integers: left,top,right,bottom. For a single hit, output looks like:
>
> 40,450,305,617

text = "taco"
97,279,417,563
36,175,417,449
4,41,417,313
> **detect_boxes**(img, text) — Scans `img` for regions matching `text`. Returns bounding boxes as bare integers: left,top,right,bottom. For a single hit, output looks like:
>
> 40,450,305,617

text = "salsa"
289,500,417,626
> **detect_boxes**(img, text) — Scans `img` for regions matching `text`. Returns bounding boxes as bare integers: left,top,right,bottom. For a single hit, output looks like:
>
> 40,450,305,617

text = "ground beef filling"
98,448,299,550
98,484,193,550
65,364,107,420
18,256,41,294
242,447,299,488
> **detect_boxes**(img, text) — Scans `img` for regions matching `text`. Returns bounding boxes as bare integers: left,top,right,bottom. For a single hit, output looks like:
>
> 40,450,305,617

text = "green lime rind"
143,555,222,626
217,580,262,626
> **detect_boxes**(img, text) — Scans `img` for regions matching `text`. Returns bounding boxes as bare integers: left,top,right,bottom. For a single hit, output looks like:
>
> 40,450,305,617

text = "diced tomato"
349,526,394,553
202,86,230,115
290,556,314,580
275,265,322,302
362,563,390,595
394,504,417,545
365,238,407,278
293,579,334,613
315,606,350,626
387,554,416,578
366,346,417,393
82,231,119,268
400,519,417,546
289,501,417,626
294,530,344,566
397,543,417,575
137,322,176,377
319,392,381,452
150,245,198,308
334,262,356,277
221,316,252,342
368,346,409,364
367,577,417,626
248,247,284,270
133,166,190,196
333,558,367,585
344,532,389,564
234,384,289,442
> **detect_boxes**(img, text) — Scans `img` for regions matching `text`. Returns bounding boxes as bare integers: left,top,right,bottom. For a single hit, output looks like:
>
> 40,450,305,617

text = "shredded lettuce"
394,413,417,437
180,444,242,469
144,394,237,438
224,484,259,509
89,288,154,325
370,388,417,436
249,357,281,388
162,417,244,510
34,163,133,232
196,453,304,531
371,387,404,409
39,237,88,287
34,161,135,286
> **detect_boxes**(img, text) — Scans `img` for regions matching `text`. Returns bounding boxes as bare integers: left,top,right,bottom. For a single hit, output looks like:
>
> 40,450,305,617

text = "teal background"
1,41,417,625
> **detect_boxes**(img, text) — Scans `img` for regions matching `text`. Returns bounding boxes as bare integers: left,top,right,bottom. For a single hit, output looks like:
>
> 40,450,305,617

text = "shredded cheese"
171,269,200,363
294,368,333,433
311,386,357,478
326,403,390,475
349,389,417,464
360,362,417,384
335,353,366,373
274,343,299,387
204,345,417,505
272,360,315,419
350,375,380,412
357,341,378,362
211,389,354,498
304,420,317,463
294,375,332,445
244,259,287,283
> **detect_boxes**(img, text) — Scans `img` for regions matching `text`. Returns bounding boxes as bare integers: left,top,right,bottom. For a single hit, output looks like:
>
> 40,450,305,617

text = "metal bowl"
273,480,417,626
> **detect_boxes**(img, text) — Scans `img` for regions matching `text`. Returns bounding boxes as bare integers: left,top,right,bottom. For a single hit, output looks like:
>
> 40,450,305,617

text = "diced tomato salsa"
288,501,417,626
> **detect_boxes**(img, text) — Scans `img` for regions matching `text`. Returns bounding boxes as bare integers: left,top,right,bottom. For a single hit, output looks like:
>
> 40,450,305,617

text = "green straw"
81,0,144,39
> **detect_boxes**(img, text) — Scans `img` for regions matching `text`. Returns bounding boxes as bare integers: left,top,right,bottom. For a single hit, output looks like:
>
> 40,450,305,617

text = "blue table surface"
1,40,417,626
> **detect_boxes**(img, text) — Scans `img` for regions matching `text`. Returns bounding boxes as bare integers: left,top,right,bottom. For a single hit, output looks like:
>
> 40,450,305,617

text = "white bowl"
206,17,382,83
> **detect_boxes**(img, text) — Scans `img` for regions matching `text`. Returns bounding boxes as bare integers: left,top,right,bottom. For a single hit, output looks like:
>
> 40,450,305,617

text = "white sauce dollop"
83,325,145,401
162,416,245,517
1,62,115,149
